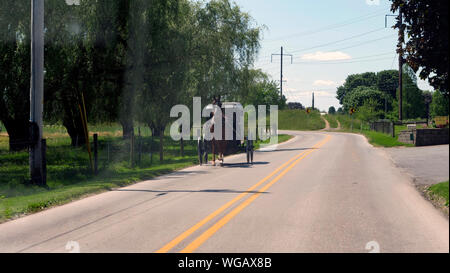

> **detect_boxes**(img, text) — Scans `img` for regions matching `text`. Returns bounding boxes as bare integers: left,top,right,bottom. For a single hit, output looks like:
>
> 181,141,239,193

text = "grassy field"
428,181,449,207
335,115,414,148
324,114,338,129
278,110,325,131
0,124,291,222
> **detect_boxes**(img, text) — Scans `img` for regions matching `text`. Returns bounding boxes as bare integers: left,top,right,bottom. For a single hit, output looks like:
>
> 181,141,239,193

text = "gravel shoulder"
383,145,449,216
383,145,449,186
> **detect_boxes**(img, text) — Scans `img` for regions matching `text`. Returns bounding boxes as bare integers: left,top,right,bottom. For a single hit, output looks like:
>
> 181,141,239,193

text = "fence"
369,120,394,138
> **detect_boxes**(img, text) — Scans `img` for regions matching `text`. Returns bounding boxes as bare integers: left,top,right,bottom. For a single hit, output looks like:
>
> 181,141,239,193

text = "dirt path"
321,116,330,131
321,116,341,131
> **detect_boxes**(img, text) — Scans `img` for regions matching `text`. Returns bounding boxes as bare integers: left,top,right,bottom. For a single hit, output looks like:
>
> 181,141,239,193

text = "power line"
288,28,385,54
292,56,394,65
319,35,393,53
258,51,394,68
390,53,398,69
264,9,386,43
259,33,394,63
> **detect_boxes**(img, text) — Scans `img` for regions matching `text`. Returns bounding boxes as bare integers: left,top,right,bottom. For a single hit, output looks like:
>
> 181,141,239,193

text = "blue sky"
232,0,433,111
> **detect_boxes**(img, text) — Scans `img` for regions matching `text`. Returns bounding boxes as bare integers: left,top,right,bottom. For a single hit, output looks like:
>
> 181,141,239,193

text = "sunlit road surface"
0,131,448,253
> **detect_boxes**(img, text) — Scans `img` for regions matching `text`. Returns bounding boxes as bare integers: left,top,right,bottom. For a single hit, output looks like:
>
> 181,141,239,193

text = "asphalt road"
384,145,449,186
0,131,448,253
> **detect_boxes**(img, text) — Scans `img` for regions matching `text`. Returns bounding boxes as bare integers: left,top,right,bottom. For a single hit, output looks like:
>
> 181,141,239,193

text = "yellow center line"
155,134,330,253
180,135,332,253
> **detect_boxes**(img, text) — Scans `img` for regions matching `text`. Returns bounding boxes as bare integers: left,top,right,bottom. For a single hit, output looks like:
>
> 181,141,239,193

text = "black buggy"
196,102,254,166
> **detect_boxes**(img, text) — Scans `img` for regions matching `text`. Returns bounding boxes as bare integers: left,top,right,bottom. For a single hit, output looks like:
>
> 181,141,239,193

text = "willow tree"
0,0,31,151
189,0,262,102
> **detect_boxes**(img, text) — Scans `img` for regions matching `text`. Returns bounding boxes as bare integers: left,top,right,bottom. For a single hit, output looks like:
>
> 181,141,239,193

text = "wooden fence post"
93,134,98,175
41,139,47,186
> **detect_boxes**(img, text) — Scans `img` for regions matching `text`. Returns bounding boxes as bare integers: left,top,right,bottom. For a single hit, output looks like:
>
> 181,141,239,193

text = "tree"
391,0,449,95
356,98,384,123
431,91,449,117
401,65,426,119
134,0,262,161
376,70,398,113
243,69,286,109
343,86,385,112
0,1,31,151
80,0,134,139
377,70,399,99
44,0,99,146
288,102,304,110
336,72,377,105
328,106,336,115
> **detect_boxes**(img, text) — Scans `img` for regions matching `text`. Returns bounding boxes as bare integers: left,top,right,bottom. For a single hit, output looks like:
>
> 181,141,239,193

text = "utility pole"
271,47,293,99
312,92,315,110
386,8,404,121
398,5,404,122
29,0,45,185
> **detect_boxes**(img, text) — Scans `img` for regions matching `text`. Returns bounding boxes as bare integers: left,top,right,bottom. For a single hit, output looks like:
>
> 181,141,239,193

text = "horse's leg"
212,139,216,166
220,141,225,164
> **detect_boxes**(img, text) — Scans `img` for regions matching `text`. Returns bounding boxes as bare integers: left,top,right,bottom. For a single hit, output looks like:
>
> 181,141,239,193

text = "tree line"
0,0,285,154
335,67,448,122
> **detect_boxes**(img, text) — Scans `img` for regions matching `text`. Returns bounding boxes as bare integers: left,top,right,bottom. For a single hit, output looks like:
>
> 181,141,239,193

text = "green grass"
394,124,425,136
429,181,449,207
335,114,363,131
278,110,325,131
362,130,414,147
255,134,293,148
335,115,414,148
0,125,292,222
324,114,338,129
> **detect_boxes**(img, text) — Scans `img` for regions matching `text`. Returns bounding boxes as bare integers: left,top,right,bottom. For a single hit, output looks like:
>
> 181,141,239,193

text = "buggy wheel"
250,141,254,164
197,140,203,165
246,139,250,164
203,140,208,164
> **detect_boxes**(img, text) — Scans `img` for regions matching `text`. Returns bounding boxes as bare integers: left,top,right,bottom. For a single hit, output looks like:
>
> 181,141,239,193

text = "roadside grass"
362,130,414,147
428,181,449,207
335,115,414,148
335,114,362,130
394,124,425,136
278,110,325,131
255,134,292,149
0,125,291,222
324,114,338,129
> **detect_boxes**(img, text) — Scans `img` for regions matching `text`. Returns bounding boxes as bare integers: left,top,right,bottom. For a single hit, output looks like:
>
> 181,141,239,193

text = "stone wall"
398,128,449,146
370,120,394,137
398,130,416,145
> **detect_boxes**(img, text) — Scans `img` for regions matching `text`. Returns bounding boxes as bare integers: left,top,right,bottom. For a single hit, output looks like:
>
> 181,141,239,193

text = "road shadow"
256,147,317,153
152,170,207,180
220,162,269,168
114,188,269,194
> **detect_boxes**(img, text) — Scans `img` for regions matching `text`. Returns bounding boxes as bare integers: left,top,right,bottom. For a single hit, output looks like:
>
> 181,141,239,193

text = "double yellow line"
156,134,332,253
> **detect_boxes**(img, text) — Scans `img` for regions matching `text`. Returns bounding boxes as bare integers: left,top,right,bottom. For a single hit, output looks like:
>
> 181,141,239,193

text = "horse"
210,99,227,166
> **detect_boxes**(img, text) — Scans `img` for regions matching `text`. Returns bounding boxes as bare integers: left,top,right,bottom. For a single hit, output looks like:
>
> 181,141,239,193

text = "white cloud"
284,89,335,98
313,80,336,86
301,51,351,61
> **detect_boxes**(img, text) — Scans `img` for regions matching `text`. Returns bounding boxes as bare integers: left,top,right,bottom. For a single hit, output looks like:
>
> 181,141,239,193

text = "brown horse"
210,99,227,166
